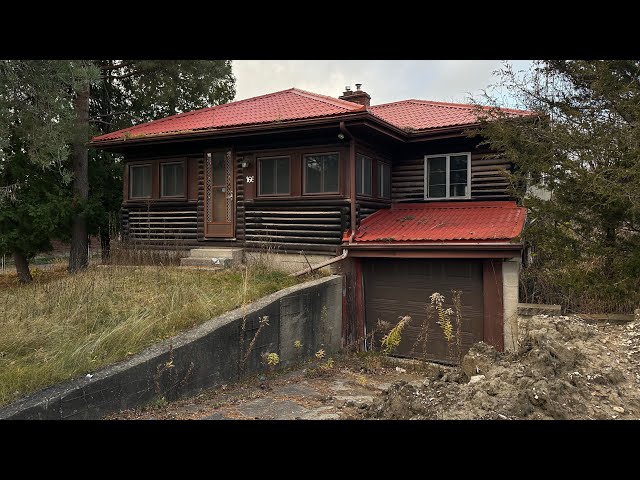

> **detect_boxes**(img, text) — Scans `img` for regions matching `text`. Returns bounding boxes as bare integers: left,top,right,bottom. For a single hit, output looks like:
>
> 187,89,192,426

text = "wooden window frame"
377,161,391,199
303,152,340,196
129,163,153,199
160,160,187,199
424,152,472,200
356,154,373,197
257,155,291,197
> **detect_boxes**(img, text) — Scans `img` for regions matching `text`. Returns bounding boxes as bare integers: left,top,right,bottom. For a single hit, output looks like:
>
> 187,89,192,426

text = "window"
161,162,185,197
425,152,470,199
258,156,290,195
304,153,339,194
129,164,152,198
356,154,372,195
378,162,391,199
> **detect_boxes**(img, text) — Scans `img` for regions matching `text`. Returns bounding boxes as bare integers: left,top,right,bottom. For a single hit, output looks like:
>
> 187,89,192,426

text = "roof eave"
343,241,522,250
89,111,373,149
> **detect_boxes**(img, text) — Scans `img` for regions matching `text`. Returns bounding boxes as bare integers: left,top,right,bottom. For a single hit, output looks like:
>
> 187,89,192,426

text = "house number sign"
246,176,255,183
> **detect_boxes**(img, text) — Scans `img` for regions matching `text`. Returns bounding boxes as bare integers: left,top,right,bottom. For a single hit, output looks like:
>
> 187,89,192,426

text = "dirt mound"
363,315,640,419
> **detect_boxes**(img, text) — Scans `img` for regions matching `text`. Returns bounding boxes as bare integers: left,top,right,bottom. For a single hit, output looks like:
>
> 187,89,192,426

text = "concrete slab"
300,406,340,420
237,397,309,420
273,382,320,398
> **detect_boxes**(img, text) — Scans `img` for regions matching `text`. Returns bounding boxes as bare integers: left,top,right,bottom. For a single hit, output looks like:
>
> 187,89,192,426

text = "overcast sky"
233,60,534,107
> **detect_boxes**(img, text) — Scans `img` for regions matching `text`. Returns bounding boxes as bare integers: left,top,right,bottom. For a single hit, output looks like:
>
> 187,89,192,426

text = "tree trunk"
100,230,111,263
69,79,90,273
13,251,33,283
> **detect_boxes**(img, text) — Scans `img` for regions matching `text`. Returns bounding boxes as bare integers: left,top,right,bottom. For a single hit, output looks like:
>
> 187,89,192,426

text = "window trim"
160,160,187,199
424,152,471,200
129,163,153,199
377,161,391,199
356,154,373,197
257,155,291,197
303,152,340,195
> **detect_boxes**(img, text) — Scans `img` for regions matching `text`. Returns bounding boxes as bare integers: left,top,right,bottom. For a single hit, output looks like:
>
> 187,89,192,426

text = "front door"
204,150,235,238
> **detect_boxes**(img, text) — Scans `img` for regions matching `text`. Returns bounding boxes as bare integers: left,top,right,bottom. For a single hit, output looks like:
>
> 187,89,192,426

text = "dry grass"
0,264,300,407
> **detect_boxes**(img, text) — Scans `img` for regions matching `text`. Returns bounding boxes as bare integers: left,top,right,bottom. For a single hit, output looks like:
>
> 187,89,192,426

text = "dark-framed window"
258,156,290,195
378,162,391,199
304,153,339,194
356,154,372,196
160,161,185,197
129,164,152,199
425,152,471,199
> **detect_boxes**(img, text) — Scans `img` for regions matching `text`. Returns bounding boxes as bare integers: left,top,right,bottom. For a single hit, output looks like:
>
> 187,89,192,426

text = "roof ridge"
372,99,531,115
289,88,365,111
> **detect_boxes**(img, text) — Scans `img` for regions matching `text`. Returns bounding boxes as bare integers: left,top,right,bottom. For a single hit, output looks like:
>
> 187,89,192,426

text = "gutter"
342,242,523,250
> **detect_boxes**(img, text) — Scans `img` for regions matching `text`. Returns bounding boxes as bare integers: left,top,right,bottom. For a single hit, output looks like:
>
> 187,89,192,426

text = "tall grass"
0,264,299,406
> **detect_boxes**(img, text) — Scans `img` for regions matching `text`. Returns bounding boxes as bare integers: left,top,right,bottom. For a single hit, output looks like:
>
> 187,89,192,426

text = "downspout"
290,249,348,277
290,122,356,277
340,121,357,244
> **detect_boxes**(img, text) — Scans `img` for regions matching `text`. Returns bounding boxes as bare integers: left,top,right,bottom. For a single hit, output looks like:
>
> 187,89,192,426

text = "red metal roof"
369,99,532,131
345,201,526,243
91,88,533,144
91,88,366,143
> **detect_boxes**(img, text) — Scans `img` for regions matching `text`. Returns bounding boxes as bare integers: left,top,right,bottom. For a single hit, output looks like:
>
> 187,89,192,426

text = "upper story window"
378,162,391,199
304,153,339,194
129,164,152,199
356,154,372,196
258,156,290,195
161,161,185,197
425,152,471,199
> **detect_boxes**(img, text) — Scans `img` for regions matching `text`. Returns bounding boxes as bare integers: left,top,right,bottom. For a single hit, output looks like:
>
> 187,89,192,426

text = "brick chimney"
339,83,371,107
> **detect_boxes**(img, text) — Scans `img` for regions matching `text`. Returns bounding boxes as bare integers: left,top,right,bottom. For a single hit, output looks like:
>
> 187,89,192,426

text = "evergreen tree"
0,60,236,280
478,60,640,312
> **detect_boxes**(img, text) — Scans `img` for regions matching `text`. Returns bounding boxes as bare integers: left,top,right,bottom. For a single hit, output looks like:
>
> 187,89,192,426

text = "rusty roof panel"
347,201,526,243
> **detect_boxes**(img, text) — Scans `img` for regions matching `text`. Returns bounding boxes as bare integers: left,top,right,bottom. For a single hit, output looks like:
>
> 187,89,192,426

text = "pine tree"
478,60,640,312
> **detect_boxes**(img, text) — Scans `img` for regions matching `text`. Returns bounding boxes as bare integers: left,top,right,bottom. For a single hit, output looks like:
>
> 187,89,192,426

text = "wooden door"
205,150,235,238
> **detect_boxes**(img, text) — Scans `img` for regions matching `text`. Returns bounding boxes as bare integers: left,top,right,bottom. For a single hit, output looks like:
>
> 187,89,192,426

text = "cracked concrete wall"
0,275,342,420
503,259,520,352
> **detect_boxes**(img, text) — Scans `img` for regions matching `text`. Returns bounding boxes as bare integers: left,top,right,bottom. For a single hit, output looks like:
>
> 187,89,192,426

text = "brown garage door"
363,259,483,364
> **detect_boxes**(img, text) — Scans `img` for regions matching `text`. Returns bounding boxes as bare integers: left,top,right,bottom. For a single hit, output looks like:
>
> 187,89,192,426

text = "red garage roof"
91,88,533,144
370,99,531,131
346,201,526,243
91,88,366,143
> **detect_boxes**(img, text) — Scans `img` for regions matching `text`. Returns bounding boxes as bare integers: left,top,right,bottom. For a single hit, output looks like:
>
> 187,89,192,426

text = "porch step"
179,248,243,268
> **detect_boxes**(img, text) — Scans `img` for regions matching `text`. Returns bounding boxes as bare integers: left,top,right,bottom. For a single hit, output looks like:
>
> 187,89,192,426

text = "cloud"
232,60,534,106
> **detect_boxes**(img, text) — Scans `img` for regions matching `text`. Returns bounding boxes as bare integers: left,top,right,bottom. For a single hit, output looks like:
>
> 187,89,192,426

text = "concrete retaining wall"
0,275,342,420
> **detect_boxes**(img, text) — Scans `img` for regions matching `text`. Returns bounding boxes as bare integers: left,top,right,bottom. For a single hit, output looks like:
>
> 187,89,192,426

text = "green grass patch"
0,264,301,406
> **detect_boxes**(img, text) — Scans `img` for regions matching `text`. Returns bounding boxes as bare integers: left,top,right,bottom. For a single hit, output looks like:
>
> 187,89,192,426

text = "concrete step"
180,257,233,268
189,248,243,261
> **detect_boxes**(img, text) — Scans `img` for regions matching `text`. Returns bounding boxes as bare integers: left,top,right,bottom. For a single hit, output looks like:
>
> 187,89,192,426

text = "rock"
469,375,486,384
612,406,624,413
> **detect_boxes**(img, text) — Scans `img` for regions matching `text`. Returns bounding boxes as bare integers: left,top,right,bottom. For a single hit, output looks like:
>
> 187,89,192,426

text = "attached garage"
364,258,484,363
343,201,526,363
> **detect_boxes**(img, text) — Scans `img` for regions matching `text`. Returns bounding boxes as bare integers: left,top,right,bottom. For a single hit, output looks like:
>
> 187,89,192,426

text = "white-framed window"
424,152,471,199
356,154,372,196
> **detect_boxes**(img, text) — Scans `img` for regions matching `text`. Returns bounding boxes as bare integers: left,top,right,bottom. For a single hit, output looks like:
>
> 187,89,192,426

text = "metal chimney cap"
355,83,362,91
345,85,351,91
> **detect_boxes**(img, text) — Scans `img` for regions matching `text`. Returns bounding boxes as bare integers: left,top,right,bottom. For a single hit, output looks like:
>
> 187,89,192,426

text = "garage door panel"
364,259,484,363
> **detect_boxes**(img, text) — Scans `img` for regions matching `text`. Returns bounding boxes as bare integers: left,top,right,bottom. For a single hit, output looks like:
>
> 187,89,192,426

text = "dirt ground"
108,315,640,420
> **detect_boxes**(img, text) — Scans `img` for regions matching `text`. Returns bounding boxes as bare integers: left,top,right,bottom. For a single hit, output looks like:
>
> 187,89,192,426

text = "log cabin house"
90,85,531,363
